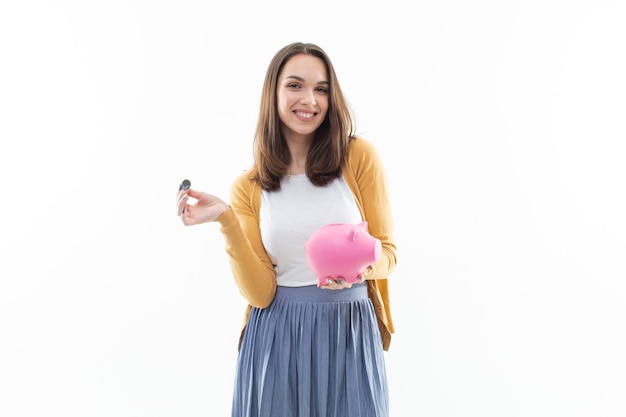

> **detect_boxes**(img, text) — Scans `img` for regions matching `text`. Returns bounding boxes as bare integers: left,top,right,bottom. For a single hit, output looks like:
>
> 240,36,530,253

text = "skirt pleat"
231,284,388,417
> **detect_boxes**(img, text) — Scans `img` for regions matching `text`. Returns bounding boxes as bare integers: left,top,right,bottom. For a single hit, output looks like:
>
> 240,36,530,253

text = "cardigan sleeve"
216,170,276,308
345,138,397,280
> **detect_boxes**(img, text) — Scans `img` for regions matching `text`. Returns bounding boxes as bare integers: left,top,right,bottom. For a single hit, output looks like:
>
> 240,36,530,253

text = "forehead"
279,54,328,81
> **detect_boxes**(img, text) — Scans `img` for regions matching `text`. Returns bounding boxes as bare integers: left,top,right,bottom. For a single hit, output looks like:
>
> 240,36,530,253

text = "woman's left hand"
319,275,365,290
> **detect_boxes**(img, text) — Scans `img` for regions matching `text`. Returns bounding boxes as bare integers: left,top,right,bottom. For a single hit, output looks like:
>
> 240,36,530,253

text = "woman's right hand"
176,187,229,226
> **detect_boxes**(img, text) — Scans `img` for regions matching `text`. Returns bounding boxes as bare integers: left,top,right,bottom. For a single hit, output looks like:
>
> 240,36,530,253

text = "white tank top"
260,174,362,287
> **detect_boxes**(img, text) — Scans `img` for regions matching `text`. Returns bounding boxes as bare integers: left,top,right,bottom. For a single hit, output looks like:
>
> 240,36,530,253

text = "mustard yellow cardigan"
216,137,397,351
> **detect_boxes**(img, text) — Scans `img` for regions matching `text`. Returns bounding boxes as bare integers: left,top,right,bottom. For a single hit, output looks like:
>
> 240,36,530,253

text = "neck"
288,157,307,175
286,135,312,176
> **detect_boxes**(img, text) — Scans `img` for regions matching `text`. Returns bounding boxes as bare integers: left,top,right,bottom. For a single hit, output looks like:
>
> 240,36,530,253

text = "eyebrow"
285,75,329,85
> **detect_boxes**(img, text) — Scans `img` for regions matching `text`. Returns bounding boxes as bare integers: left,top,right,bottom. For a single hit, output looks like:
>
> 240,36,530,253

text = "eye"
316,86,329,94
286,82,301,89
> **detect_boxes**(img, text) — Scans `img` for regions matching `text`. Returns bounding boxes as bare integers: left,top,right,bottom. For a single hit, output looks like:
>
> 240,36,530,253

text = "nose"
300,89,317,106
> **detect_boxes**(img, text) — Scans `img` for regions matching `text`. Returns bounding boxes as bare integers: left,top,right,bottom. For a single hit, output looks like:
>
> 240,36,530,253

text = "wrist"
215,204,232,223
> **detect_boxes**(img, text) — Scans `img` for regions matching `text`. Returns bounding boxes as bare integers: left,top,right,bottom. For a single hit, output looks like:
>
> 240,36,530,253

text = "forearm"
217,208,277,307
353,141,398,280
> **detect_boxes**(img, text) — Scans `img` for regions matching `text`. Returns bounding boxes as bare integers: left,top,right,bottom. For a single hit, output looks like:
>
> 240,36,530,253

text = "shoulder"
230,166,260,208
232,166,256,188
348,136,377,154
345,137,384,171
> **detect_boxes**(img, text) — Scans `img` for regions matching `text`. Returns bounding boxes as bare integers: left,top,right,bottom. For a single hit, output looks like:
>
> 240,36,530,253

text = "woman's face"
276,54,329,142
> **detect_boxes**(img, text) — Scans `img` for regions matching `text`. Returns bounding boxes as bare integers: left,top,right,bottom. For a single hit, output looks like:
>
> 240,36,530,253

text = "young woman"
177,42,397,417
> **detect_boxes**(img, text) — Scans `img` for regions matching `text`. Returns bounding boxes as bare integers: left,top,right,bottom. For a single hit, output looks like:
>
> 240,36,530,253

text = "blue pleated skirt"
231,283,389,417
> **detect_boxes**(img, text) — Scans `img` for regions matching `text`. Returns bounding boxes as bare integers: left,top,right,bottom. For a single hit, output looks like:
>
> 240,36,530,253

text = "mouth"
294,110,317,120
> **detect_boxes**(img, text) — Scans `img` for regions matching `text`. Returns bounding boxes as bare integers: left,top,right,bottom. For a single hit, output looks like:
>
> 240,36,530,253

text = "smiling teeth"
296,111,314,119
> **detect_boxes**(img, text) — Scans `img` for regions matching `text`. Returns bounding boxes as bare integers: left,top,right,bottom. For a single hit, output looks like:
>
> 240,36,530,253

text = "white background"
1,1,625,416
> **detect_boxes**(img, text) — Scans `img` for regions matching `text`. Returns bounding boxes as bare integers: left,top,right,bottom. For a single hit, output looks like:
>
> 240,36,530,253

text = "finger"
337,277,352,289
320,283,340,290
176,187,188,205
186,188,204,199
177,188,188,198
318,277,335,290
177,202,187,218
180,205,196,226
177,195,189,216
176,180,190,197
320,277,353,290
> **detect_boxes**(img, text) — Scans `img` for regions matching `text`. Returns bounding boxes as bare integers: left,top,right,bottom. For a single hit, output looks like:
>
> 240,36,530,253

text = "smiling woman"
3,2,626,416
176,42,397,417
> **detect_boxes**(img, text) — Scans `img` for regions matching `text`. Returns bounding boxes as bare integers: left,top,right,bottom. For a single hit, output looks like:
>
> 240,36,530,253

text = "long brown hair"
252,42,355,191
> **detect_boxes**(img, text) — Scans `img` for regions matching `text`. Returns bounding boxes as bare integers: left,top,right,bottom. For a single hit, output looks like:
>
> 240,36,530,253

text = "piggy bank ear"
349,226,358,241
349,222,369,241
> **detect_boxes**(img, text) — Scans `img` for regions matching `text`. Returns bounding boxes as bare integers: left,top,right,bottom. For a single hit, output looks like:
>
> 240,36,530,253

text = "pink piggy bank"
304,221,382,285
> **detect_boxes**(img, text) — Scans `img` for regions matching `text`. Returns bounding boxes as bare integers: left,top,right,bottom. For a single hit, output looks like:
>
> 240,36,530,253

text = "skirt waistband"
274,283,368,303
